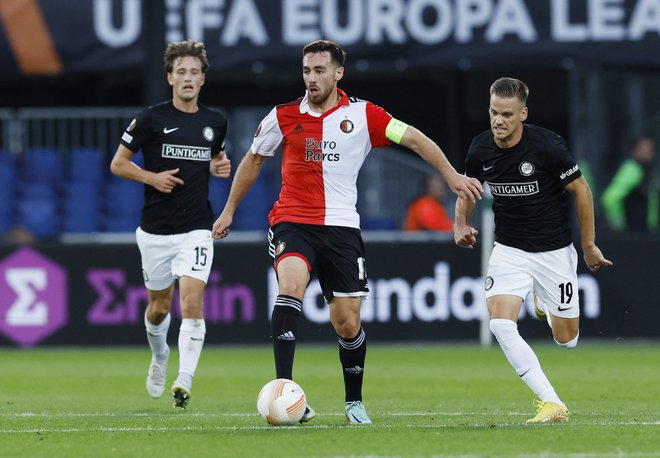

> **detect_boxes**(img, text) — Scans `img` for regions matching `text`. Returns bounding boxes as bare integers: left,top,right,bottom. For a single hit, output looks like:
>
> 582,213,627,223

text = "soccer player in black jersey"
110,40,231,409
454,77,612,423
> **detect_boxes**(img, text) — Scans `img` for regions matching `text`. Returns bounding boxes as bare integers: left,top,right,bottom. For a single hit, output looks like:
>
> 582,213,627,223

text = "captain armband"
385,118,409,144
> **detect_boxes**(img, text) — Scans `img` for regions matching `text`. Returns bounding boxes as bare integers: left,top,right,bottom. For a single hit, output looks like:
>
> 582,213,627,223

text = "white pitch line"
2,411,658,418
0,411,493,418
0,411,580,418
1,421,659,434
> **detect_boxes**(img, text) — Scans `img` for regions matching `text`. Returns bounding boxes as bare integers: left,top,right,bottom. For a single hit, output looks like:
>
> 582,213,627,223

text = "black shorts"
268,222,369,303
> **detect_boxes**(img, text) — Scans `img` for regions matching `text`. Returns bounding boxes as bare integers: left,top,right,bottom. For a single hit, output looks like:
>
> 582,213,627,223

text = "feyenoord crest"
519,161,535,176
203,126,214,141
340,119,354,133
275,241,286,256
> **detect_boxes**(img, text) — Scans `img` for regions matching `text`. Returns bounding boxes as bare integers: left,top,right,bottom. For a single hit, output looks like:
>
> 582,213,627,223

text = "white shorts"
136,227,214,291
485,242,580,319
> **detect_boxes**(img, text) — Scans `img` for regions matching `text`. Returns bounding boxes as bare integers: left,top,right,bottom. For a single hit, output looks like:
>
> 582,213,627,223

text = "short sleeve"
365,102,393,148
250,107,283,157
551,134,582,186
213,116,228,155
464,138,482,181
120,109,151,153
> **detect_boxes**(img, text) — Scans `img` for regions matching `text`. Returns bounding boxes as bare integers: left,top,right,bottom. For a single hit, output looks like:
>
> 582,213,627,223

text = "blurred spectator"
1,226,37,245
403,174,453,231
601,135,658,232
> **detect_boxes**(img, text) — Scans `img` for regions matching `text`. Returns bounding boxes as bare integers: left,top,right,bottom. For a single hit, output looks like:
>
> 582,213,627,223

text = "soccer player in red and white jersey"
212,40,482,424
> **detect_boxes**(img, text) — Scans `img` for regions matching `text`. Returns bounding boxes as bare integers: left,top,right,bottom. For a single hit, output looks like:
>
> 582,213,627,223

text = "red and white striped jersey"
251,89,393,229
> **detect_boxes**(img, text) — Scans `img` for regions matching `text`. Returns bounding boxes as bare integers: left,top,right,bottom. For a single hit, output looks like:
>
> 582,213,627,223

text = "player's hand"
454,224,478,249
583,245,613,272
447,173,483,203
210,152,231,178
212,211,233,239
151,168,184,193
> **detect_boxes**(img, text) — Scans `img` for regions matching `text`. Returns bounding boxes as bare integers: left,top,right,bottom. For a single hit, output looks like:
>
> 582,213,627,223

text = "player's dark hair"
490,77,529,104
163,39,209,73
303,40,346,67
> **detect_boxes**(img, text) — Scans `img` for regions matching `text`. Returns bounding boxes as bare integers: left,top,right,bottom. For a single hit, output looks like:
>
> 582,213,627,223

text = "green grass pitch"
1,341,659,457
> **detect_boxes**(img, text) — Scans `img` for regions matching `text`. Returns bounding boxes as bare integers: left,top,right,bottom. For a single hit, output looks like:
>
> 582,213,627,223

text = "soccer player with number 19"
212,40,483,424
454,77,613,423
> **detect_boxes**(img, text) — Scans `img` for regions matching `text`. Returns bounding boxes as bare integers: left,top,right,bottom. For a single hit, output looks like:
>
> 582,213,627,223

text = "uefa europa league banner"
1,0,659,76
0,239,656,347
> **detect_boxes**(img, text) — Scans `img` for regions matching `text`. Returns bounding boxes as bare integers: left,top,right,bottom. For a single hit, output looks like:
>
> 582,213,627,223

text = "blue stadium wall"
0,239,655,347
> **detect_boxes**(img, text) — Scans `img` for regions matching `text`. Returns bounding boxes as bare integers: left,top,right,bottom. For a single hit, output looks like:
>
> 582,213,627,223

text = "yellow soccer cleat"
533,291,546,321
526,399,569,424
172,385,191,409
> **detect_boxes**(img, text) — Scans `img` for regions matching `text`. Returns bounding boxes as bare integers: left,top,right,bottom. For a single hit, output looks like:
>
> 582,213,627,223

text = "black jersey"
465,124,581,252
120,100,227,235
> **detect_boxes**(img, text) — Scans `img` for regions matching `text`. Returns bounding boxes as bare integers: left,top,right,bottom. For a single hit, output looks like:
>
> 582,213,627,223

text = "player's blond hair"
163,39,209,73
490,77,529,104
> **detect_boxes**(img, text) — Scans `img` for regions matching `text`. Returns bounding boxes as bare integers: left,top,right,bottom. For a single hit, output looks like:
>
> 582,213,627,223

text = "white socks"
555,331,579,349
176,318,206,388
145,312,171,360
489,318,563,405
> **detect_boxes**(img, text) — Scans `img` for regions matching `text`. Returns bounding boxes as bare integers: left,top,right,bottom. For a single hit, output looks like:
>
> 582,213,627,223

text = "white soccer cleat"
345,401,372,425
146,347,169,398
299,405,316,423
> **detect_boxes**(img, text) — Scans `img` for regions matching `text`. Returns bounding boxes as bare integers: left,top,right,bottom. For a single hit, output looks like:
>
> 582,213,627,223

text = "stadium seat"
63,180,101,203
19,182,58,201
62,182,102,233
232,174,275,231
0,150,18,182
0,150,18,232
16,195,60,238
362,216,397,231
21,148,63,184
104,178,143,214
0,148,18,175
63,209,101,233
68,147,106,184
208,178,231,215
103,217,139,232
103,178,143,232
0,199,13,234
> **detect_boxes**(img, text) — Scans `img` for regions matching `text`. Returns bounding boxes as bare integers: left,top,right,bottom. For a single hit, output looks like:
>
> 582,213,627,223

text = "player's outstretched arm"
453,196,478,248
565,176,614,271
212,150,266,239
397,125,483,202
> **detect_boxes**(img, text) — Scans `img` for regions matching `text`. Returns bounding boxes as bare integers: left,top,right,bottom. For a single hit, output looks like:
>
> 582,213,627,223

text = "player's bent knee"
554,330,579,349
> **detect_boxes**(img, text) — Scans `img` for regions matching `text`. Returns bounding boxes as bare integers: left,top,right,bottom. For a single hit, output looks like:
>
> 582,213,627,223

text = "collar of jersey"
300,88,350,117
